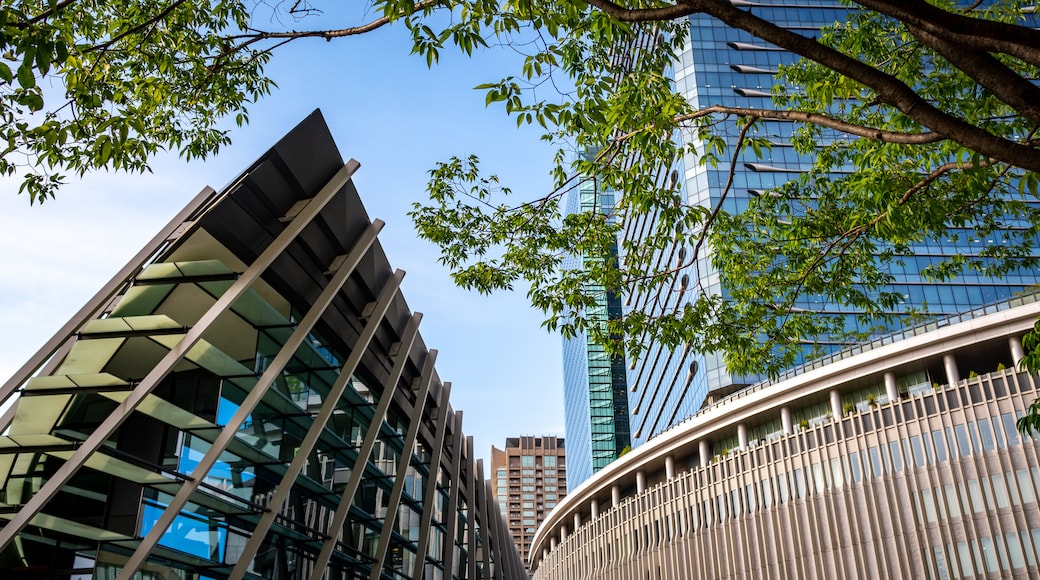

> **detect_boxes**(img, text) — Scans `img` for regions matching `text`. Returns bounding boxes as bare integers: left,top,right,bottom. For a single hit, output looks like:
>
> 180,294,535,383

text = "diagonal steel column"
0,185,217,431
465,437,478,580
496,485,518,580
0,162,359,551
489,479,517,580
507,494,524,578
367,355,439,580
482,478,505,580
303,343,434,577
488,501,505,580
501,491,522,580
486,493,505,580
440,412,465,579
476,460,493,578
0,335,76,437
410,382,453,580
117,230,394,580
228,311,422,580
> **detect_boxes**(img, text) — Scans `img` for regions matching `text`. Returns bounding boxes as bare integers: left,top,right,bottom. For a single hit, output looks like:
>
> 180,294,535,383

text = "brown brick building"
491,436,567,571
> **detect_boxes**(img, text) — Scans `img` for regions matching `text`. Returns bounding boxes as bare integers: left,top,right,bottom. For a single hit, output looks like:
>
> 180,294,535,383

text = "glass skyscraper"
674,0,1039,398
561,172,632,491
565,0,1040,476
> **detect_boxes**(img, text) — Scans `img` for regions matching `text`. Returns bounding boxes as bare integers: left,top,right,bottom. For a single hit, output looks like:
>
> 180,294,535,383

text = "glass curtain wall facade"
562,174,632,491
573,1,1040,454
664,0,1040,403
621,158,703,447
0,111,525,580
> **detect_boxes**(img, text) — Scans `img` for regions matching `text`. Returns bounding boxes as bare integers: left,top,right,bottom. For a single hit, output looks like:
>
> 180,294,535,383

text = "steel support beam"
228,309,421,579
410,383,452,580
440,412,464,579
0,162,359,551
367,352,438,580
486,471,512,579
484,478,505,580
501,484,521,580
475,459,493,578
306,337,434,579
465,436,477,580
117,211,386,580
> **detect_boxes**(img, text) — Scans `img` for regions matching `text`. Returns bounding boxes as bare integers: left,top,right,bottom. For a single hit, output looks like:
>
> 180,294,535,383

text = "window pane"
932,430,948,463
981,537,999,573
849,452,862,483
968,480,986,513
955,425,971,456
911,436,926,467
1002,413,1020,447
921,489,937,523
992,474,1010,508
1017,469,1036,504
943,484,960,519
889,441,903,473
1006,532,1026,569
870,447,883,478
978,418,995,451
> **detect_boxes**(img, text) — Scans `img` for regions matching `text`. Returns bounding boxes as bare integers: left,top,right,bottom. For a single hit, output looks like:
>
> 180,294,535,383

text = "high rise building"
671,0,1040,400
561,174,632,490
489,436,567,572
565,0,1040,460
0,111,526,580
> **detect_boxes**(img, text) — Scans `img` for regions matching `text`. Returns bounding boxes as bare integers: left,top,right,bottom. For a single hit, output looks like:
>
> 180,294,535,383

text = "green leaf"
36,45,52,76
16,64,34,89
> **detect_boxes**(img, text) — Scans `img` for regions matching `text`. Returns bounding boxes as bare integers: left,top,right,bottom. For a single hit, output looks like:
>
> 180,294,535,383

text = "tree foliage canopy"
0,0,276,200
6,0,1040,384
412,0,1040,378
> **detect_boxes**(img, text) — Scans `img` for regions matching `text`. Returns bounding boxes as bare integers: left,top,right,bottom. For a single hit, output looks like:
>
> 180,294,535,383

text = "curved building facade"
532,296,1040,579
0,112,524,580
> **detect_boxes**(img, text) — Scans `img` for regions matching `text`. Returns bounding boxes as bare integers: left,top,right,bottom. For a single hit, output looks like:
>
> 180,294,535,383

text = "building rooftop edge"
532,295,1040,558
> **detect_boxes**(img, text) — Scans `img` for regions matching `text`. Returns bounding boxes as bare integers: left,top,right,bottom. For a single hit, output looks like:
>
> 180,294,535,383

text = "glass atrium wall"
0,112,524,580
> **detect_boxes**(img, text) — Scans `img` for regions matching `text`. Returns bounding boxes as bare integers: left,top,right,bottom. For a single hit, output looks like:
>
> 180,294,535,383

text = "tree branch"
804,159,995,286
228,0,442,44
672,105,946,145
83,0,191,54
582,0,1040,171
696,0,1040,172
10,0,82,27
690,116,756,274
852,0,1040,69
211,0,444,72
906,23,1040,126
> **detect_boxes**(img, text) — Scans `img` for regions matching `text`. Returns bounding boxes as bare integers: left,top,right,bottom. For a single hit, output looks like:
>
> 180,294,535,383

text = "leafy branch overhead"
415,0,1040,377
5,0,1040,382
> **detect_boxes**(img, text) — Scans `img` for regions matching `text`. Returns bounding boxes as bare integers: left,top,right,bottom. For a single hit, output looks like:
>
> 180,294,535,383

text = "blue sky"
0,21,565,462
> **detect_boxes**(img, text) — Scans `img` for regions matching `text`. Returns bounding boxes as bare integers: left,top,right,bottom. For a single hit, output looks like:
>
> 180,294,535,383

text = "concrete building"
0,111,524,579
490,436,567,572
532,294,1040,579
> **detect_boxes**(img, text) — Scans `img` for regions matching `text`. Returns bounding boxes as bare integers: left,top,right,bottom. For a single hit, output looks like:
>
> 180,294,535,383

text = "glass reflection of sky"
179,432,256,494
140,502,227,563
